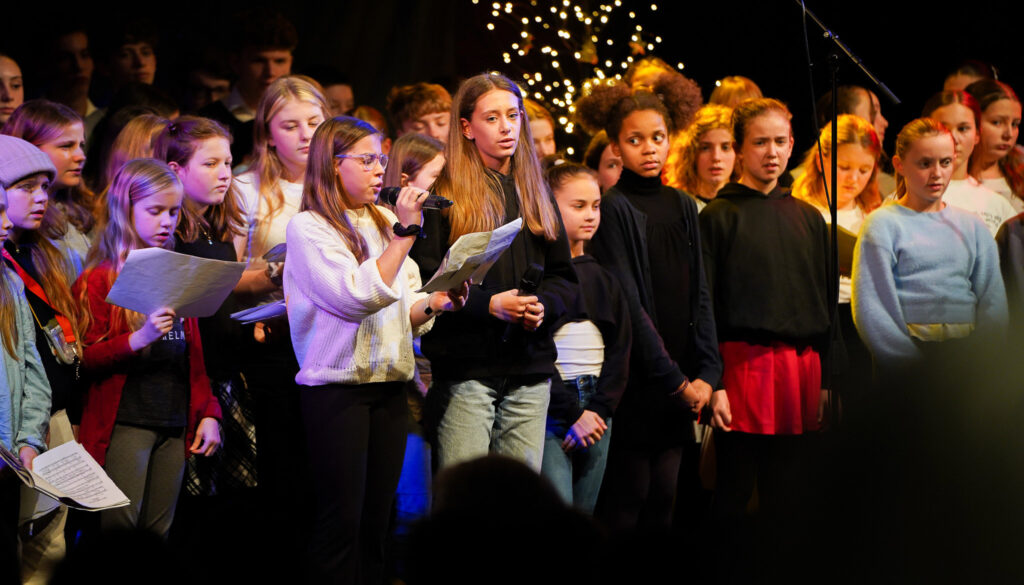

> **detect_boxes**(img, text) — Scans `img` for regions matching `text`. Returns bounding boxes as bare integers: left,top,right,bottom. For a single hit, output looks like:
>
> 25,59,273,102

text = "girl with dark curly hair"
574,70,720,531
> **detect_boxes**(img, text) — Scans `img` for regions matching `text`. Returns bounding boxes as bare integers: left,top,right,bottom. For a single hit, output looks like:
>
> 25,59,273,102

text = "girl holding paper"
286,116,468,584
72,158,221,538
408,72,577,471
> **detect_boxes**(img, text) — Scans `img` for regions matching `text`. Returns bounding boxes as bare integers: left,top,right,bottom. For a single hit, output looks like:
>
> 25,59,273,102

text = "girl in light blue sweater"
852,118,1008,367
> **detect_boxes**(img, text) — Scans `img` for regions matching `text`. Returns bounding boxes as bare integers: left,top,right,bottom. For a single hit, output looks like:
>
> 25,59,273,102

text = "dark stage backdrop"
3,0,1020,158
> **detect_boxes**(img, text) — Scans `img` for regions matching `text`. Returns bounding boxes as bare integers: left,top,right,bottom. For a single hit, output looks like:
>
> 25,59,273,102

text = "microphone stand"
795,1,901,429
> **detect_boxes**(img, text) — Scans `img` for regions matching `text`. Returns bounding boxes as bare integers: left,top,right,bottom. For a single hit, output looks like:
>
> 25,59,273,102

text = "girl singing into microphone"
286,116,467,584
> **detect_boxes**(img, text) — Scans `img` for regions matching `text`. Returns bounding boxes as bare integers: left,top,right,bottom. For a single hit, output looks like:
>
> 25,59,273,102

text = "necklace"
200,227,213,245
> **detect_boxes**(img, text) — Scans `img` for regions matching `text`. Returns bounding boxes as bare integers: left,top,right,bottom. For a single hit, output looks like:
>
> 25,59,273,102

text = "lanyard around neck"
2,248,77,344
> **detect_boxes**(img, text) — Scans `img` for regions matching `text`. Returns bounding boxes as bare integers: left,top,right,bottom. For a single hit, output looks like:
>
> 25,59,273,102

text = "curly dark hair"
574,72,701,141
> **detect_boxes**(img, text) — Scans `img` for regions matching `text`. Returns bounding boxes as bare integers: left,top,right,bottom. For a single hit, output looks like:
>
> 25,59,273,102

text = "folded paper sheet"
418,218,523,293
106,248,246,318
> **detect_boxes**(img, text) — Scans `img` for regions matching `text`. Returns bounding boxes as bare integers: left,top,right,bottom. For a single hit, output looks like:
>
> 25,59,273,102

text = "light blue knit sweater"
0,267,52,455
852,203,1008,364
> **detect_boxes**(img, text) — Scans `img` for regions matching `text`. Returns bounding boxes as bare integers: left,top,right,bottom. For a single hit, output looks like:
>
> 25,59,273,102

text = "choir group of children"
1,11,1022,585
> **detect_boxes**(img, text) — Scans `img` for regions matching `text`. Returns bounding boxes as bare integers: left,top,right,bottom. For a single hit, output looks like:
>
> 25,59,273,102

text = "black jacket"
546,255,631,424
410,170,579,381
588,181,722,389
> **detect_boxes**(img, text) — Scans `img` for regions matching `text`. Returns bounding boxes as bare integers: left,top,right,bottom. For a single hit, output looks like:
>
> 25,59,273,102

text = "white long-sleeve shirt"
284,207,431,386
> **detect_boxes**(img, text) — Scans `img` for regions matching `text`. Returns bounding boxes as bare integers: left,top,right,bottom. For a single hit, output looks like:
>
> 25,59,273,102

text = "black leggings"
599,443,683,533
300,381,408,585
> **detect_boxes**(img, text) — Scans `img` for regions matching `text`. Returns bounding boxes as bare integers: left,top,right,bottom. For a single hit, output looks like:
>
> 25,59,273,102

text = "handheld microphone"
378,187,454,210
502,263,544,343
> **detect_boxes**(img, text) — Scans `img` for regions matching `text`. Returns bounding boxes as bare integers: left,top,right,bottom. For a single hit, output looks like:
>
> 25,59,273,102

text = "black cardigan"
588,179,722,389
409,170,579,381
546,255,631,424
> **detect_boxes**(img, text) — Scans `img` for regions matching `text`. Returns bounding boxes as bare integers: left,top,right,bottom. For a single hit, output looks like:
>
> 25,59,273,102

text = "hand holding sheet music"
418,218,523,293
0,442,129,511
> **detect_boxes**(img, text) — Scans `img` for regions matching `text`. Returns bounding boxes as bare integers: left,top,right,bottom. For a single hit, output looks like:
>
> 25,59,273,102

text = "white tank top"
553,320,604,380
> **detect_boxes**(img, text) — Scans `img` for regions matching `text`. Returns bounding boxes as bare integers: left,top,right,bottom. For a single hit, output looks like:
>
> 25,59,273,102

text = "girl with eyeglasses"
287,116,467,584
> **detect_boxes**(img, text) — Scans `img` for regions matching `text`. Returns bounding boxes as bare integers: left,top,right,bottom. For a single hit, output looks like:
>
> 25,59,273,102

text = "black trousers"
300,381,408,585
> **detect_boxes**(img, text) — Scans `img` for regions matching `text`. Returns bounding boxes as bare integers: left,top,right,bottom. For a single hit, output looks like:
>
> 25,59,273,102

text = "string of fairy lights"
472,0,684,143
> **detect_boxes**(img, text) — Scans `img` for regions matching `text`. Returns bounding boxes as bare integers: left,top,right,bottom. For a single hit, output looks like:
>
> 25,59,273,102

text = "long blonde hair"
665,104,736,195
435,72,560,243
792,114,882,213
302,117,391,263
77,159,182,339
249,76,329,222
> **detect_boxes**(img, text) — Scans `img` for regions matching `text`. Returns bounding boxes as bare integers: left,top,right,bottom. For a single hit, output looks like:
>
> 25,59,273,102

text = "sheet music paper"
106,247,245,318
418,218,523,293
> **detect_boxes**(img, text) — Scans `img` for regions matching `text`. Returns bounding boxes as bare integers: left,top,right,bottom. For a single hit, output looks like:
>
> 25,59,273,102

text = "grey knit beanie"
0,135,57,193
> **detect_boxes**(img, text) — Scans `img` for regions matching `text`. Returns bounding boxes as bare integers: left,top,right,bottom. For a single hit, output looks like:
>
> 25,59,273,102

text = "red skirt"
719,341,821,435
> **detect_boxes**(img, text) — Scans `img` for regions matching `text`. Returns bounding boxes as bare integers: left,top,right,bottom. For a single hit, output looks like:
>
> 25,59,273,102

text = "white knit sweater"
284,207,432,386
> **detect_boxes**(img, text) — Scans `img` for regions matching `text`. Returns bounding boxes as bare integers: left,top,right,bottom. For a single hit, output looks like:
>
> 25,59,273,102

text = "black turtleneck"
611,168,692,367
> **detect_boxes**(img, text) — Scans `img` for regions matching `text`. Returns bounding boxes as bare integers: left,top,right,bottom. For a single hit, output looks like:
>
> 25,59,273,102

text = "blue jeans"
434,377,551,471
540,375,613,514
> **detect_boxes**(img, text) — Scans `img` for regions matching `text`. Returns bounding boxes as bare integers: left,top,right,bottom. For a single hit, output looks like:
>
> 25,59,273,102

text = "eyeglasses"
336,153,389,171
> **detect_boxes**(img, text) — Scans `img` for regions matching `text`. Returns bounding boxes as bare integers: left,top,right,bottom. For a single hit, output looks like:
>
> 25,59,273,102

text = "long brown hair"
153,116,244,244
435,72,560,243
249,76,330,221
2,99,97,235
792,114,882,213
965,79,1024,203
77,159,182,339
0,169,81,346
302,117,391,263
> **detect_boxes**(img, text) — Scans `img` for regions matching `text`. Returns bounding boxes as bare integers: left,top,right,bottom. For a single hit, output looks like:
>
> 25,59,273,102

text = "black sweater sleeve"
410,208,452,284
681,194,723,388
587,267,632,420
547,259,633,424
